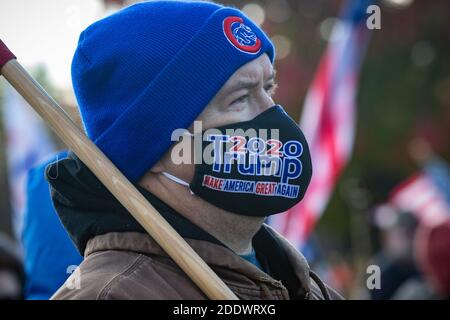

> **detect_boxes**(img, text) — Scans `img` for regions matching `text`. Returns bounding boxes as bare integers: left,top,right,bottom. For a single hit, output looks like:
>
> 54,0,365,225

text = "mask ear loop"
161,171,195,195
161,129,196,195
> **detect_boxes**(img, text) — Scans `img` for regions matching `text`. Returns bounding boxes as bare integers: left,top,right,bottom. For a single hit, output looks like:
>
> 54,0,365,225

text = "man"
48,1,342,300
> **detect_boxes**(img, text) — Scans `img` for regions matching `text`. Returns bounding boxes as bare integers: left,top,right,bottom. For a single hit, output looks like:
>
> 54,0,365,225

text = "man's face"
153,53,277,182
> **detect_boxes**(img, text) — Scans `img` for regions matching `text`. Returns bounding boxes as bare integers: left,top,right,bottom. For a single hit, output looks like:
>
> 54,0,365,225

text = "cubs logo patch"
223,16,261,54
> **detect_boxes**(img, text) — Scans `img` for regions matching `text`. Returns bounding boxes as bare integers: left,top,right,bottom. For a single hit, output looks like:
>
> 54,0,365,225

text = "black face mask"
162,105,312,217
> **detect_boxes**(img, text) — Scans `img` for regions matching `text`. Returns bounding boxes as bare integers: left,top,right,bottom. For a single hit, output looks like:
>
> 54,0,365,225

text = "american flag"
390,171,450,228
270,0,374,248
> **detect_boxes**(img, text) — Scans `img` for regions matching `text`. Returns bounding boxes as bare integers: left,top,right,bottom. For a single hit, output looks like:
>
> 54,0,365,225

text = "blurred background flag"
1,84,55,237
390,171,450,227
270,0,374,248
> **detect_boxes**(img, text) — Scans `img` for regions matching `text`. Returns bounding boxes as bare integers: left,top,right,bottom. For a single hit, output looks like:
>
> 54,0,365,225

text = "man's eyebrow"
225,69,277,93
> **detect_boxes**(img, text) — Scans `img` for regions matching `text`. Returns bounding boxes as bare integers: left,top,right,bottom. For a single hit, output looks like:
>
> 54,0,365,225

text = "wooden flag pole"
0,40,238,300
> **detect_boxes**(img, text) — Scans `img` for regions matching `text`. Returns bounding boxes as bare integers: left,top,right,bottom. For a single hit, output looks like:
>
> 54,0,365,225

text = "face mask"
163,105,312,217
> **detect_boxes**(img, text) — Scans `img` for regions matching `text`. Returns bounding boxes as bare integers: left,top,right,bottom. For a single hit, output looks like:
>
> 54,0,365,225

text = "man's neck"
184,200,263,255
140,174,264,255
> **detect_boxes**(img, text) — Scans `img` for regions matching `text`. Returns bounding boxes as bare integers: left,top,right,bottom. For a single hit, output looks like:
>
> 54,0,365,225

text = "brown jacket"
52,230,342,300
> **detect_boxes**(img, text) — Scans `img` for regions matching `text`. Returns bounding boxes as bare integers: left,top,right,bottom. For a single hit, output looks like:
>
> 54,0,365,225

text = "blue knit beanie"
72,1,275,182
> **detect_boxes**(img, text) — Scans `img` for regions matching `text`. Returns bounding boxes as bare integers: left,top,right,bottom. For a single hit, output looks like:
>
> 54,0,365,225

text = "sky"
0,0,113,89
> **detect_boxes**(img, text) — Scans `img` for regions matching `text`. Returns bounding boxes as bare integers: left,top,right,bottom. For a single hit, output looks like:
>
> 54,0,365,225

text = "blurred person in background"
369,207,422,300
413,219,450,300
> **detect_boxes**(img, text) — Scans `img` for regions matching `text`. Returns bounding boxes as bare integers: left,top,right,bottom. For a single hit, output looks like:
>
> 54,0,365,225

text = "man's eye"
265,83,278,95
231,94,249,105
